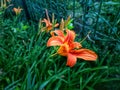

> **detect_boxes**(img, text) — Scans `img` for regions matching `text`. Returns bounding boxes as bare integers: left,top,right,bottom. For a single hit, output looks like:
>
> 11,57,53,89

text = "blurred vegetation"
0,0,120,90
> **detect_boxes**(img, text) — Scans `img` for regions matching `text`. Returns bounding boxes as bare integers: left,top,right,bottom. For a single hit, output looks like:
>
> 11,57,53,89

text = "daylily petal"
69,42,82,49
42,19,52,27
47,36,64,46
53,30,65,37
54,23,59,27
66,53,77,67
64,30,76,43
70,49,97,61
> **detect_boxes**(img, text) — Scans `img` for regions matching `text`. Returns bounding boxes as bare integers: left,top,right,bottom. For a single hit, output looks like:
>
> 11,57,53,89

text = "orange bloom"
47,30,97,67
42,19,59,32
41,10,59,32
13,7,22,15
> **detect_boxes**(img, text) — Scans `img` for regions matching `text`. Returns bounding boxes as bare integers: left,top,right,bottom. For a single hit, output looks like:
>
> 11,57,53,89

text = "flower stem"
80,31,91,43
50,52,58,57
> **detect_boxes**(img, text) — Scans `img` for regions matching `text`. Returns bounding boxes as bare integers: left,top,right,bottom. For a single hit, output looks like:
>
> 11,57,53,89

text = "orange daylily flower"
13,7,23,15
41,10,59,32
47,30,97,67
42,19,59,32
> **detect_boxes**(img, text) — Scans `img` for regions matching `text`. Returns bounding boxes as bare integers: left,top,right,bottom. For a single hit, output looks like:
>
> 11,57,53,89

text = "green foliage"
0,0,120,90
